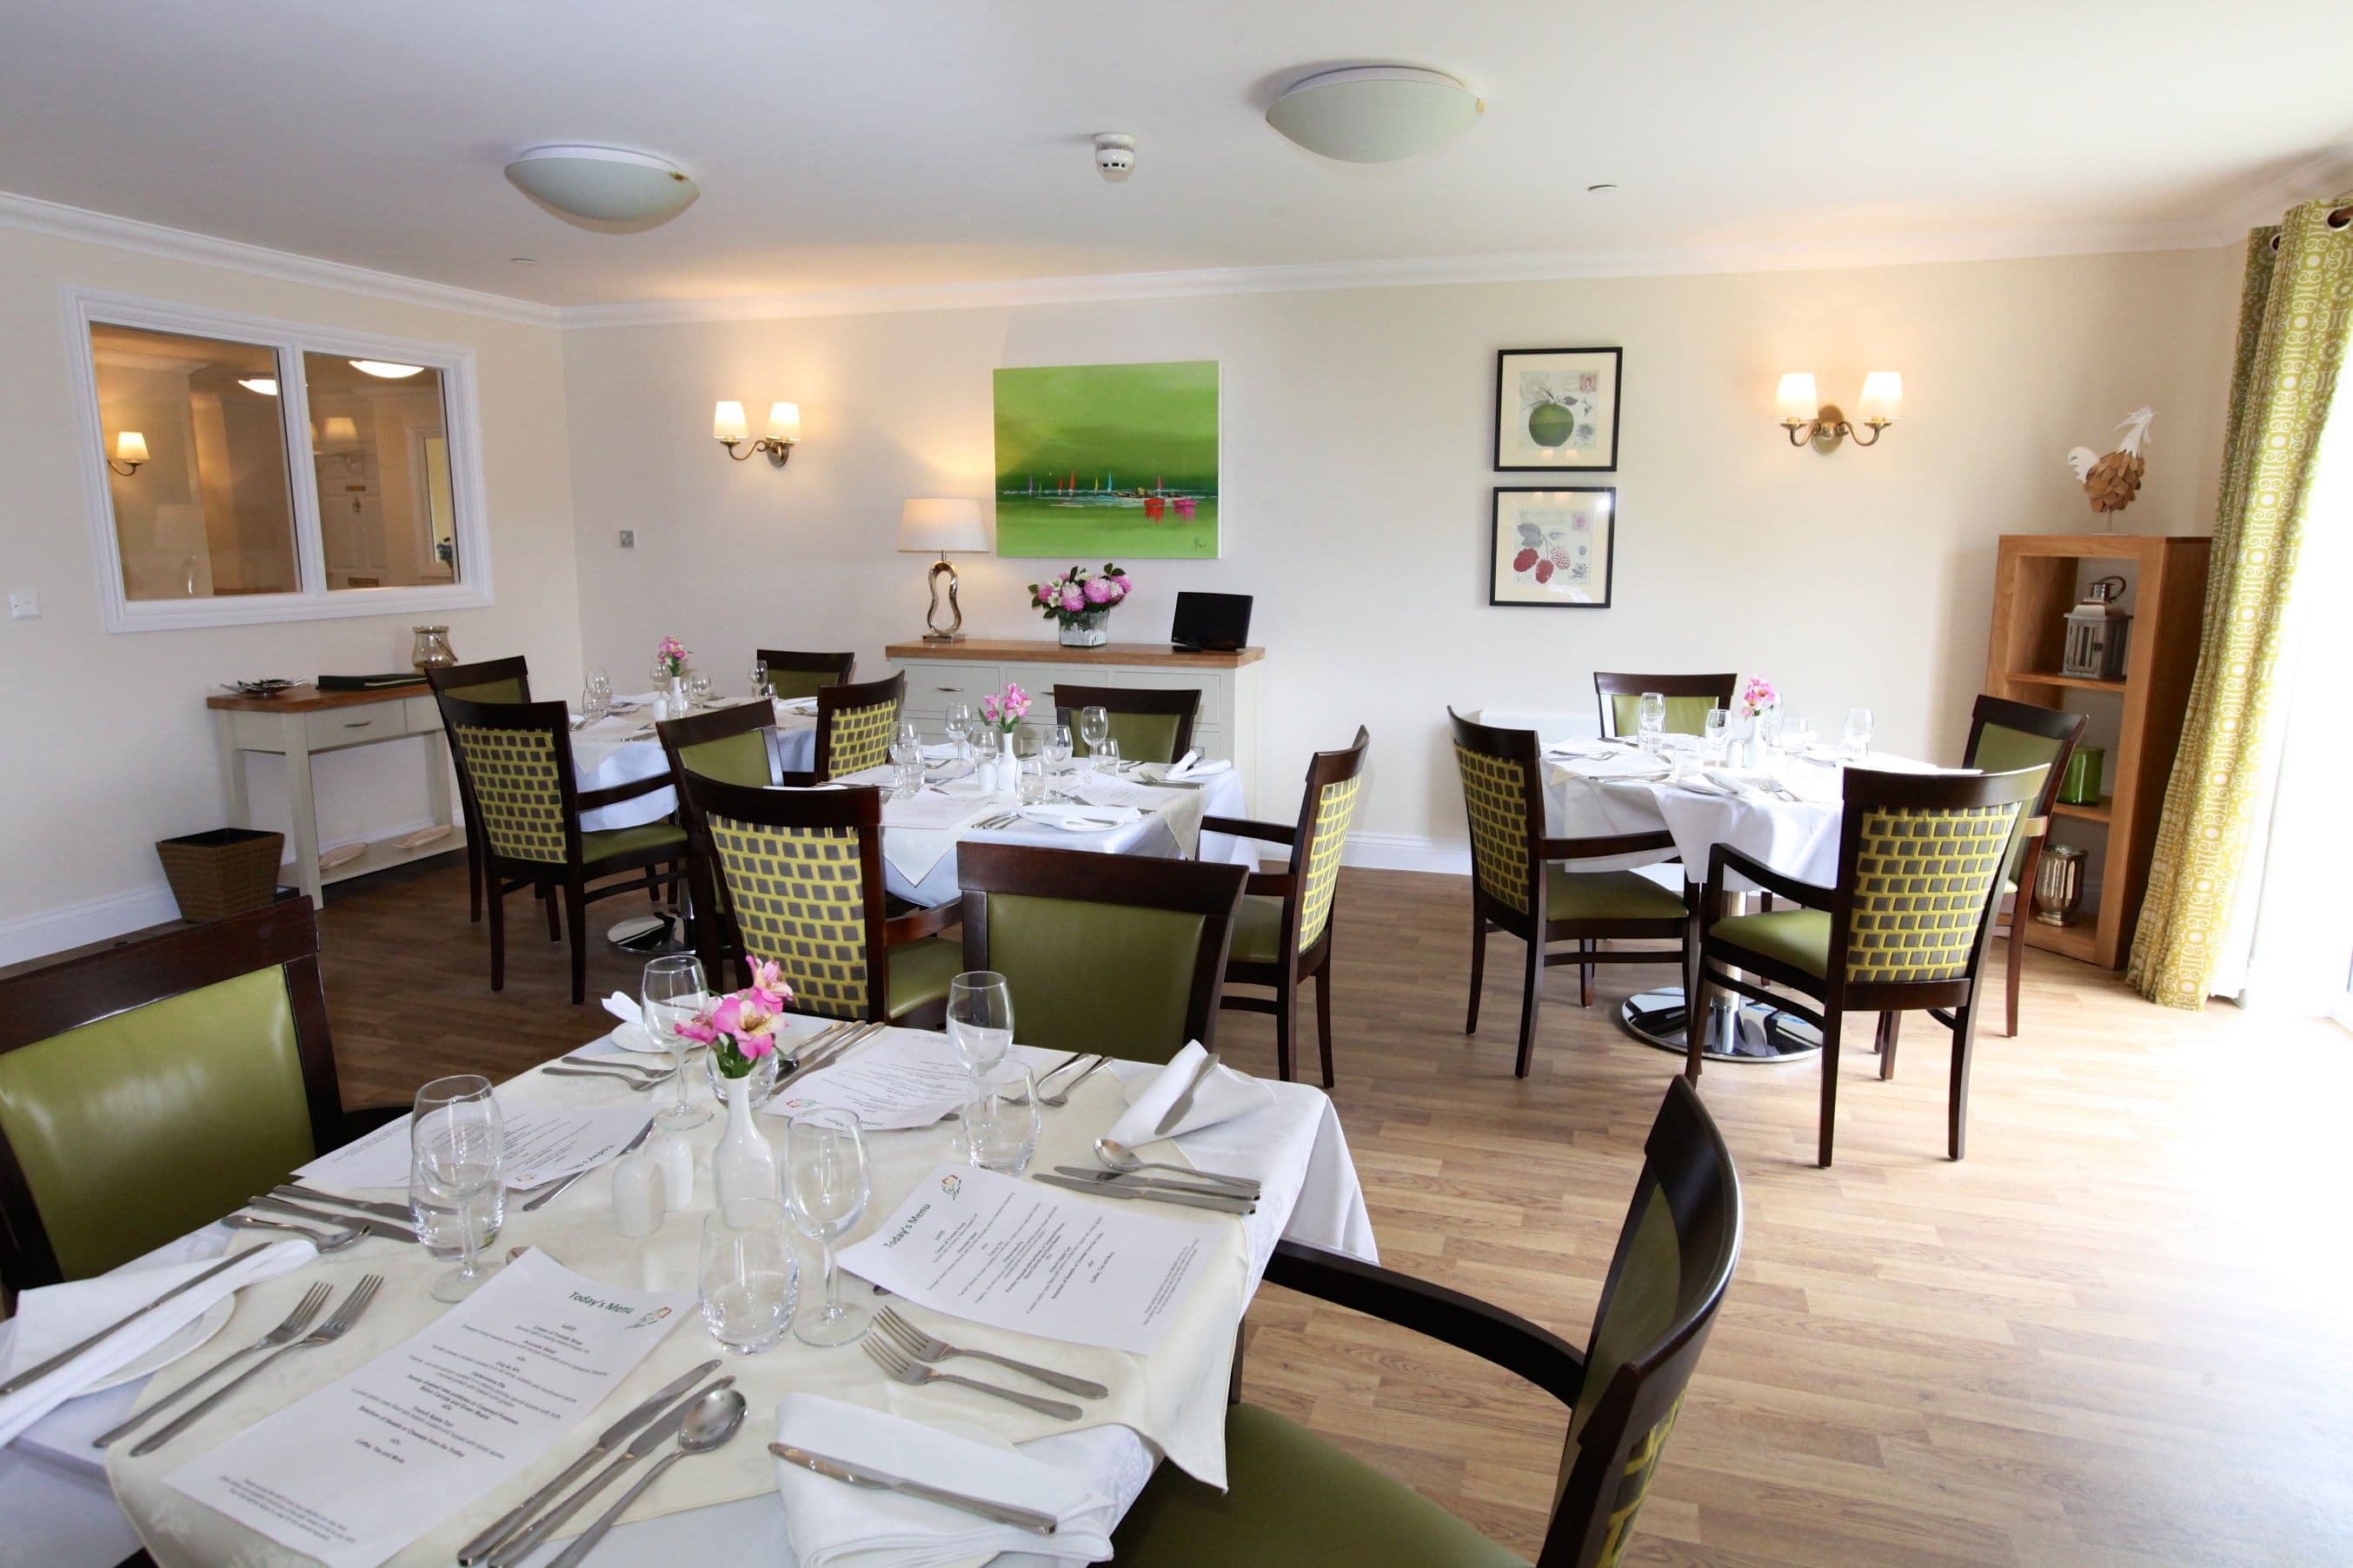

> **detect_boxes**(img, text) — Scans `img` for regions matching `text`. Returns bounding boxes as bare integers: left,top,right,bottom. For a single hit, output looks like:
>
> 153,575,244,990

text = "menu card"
293,1106,650,1190
761,1029,969,1131
165,1252,691,1568
839,1164,1213,1355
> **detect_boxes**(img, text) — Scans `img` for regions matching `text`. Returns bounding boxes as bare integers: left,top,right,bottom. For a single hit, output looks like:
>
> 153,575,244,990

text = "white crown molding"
0,189,561,329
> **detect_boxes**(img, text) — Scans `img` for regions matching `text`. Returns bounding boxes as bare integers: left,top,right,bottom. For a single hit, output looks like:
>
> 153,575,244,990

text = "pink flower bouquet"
1028,564,1131,629
655,635,690,678
681,957,794,1079
1739,677,1778,719
976,681,1031,734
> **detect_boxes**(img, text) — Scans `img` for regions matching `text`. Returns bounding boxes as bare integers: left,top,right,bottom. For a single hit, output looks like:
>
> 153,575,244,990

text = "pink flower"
1107,575,1127,600
1034,583,1056,606
1083,576,1113,604
742,957,792,1008
980,694,1000,722
1006,682,1026,701
676,1009,719,1044
1061,588,1086,611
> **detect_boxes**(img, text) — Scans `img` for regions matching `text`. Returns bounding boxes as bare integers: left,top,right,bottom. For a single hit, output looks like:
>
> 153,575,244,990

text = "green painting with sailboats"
992,360,1219,559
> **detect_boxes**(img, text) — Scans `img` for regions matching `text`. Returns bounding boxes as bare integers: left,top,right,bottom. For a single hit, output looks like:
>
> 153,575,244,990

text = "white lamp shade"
1266,66,1484,163
113,430,150,464
320,415,360,445
765,402,801,443
505,144,699,230
1774,373,1819,422
348,359,425,380
713,401,749,443
1858,371,1904,422
898,498,987,555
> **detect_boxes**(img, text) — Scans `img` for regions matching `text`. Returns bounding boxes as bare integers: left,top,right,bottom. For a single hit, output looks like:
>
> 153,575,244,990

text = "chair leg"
1878,1012,1902,1080
1465,909,1486,1035
487,877,507,992
1514,935,1541,1079
1818,1010,1845,1168
1684,963,1708,1081
645,865,660,902
1273,972,1296,1084
564,882,588,1007
467,837,483,924
1579,939,1594,1007
544,883,562,941
1313,963,1335,1089
2002,913,2025,1038
1950,999,1981,1160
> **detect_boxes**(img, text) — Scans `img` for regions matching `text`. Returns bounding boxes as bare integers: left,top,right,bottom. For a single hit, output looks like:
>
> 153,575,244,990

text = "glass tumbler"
965,1062,1042,1175
1843,708,1875,760
1637,692,1667,754
1702,707,1732,764
699,1198,800,1355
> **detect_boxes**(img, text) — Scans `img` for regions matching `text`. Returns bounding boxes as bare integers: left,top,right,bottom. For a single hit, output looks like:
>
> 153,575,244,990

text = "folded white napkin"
1560,753,1672,781
1016,803,1143,833
1139,754,1233,783
0,1239,315,1447
1107,1040,1274,1145
608,692,657,711
921,742,962,761
601,992,643,1028
774,1394,1116,1567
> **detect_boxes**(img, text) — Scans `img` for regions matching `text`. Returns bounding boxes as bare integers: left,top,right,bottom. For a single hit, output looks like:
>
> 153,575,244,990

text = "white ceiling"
3,0,2350,313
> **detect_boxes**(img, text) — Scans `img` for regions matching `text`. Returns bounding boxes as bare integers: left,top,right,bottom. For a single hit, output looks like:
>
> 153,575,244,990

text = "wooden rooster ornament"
2067,406,2154,515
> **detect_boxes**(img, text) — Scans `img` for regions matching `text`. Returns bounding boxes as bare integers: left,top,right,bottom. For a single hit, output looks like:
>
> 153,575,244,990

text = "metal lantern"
2061,575,2131,681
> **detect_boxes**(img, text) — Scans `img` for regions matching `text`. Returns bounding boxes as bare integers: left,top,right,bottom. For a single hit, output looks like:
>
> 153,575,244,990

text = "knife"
487,1375,736,1568
1153,1051,1220,1135
457,1357,721,1565
775,1022,881,1088
768,1442,1060,1534
1050,1166,1262,1199
270,1185,415,1222
521,1114,657,1213
1034,1173,1253,1213
247,1194,419,1242
0,1245,271,1399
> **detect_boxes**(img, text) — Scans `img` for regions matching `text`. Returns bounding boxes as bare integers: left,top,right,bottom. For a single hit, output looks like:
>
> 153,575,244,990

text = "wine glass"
1079,705,1111,768
642,954,713,1133
947,972,1014,1084
1702,707,1732,765
687,670,715,708
784,1108,872,1347
1843,707,1875,761
943,701,973,761
412,1074,502,1302
887,729,923,799
582,668,612,722
748,657,769,699
1042,723,1073,799
1637,692,1667,754
700,1199,800,1355
965,1062,1041,1175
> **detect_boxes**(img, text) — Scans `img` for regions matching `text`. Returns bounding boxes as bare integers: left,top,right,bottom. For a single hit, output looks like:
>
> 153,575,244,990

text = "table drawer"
896,662,1003,716
1113,670,1229,732
304,707,405,748
402,694,443,734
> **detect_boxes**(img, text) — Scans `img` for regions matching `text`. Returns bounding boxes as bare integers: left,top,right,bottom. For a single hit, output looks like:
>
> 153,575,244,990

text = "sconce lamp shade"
1774,373,1818,422
898,498,987,555
113,431,150,466
320,415,360,445
765,402,801,443
713,401,749,443
1858,371,1904,423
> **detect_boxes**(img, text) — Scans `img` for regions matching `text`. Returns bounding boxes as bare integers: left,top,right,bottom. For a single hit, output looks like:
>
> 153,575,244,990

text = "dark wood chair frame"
1196,1080,1742,1568
1050,684,1200,763
813,671,908,782
1592,671,1738,738
956,842,1246,1053
1685,765,2046,1166
0,899,401,1295
679,775,959,1026
1451,710,1694,1079
655,701,782,984
754,648,856,696
435,691,684,1005
1203,727,1371,1087
425,656,533,925
1963,694,2087,1039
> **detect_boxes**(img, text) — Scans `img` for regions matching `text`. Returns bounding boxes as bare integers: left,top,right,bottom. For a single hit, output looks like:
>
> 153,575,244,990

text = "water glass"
642,954,713,1133
582,668,612,722
1079,705,1111,761
1757,708,1784,755
748,657,769,699
1779,717,1815,756
889,734,924,799
965,1062,1042,1175
704,1037,781,1102
784,1109,872,1347
1042,723,1074,799
943,701,974,759
699,1199,800,1355
1843,707,1875,760
1636,692,1667,754
687,670,715,708
1702,707,1732,764
946,972,1014,1077
412,1074,502,1302
1093,736,1120,777
1015,750,1047,806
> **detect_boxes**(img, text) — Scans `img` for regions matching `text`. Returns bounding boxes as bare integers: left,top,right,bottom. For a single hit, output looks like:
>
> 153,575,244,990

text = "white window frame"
63,286,495,632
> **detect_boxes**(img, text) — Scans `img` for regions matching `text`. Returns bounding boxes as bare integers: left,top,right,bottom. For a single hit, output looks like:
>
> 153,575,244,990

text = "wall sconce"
715,400,800,467
107,431,149,476
1776,371,1902,454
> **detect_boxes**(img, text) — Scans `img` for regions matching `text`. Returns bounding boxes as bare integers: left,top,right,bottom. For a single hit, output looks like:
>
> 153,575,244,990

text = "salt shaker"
648,1132,695,1211
610,1149,663,1238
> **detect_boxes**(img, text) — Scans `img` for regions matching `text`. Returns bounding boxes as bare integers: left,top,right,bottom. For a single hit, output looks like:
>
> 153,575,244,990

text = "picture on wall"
1493,347,1622,470
1490,487,1614,608
993,360,1220,559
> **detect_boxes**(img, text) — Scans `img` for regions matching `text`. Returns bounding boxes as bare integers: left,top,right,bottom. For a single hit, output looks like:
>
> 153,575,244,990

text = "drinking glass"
1757,708,1784,756
1015,749,1047,806
748,657,769,699
1042,723,1074,799
642,954,713,1132
943,701,974,760
1843,707,1875,760
1094,736,1120,778
947,972,1014,1080
699,1199,800,1355
1079,705,1111,766
784,1108,872,1346
895,720,921,757
687,670,715,708
1702,707,1732,764
1636,692,1667,754
888,732,924,799
582,668,612,723
965,1062,1041,1175
1779,717,1815,756
412,1074,502,1302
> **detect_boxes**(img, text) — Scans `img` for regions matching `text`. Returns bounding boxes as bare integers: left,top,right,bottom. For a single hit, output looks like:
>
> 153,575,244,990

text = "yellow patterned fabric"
823,699,900,778
1845,803,2023,984
706,812,874,1020
2132,196,2353,1007
1595,1392,1685,1568
1453,744,1531,914
452,724,568,863
1295,773,1363,950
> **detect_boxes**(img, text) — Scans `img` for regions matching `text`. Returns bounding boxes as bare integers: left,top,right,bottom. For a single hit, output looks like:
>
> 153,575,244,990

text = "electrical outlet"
7,592,38,621
617,529,636,549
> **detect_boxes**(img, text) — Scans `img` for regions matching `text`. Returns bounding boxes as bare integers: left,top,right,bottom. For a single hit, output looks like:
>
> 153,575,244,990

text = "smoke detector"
1093,134,1135,183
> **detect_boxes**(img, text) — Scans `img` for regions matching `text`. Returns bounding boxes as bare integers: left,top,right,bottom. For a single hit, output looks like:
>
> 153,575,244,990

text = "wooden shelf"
2051,794,2114,825
2024,918,2101,963
883,638,1260,669
2007,669,2130,694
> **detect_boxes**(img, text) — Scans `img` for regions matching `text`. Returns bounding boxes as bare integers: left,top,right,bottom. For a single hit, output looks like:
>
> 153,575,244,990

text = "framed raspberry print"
1490,487,1614,608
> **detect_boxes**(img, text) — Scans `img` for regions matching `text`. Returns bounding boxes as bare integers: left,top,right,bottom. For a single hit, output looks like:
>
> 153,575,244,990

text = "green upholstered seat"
1230,893,1286,964
442,675,525,704
1709,907,1831,978
0,968,316,1279
1114,1403,1527,1568
1969,723,2068,781
982,893,1209,1063
765,670,835,701
582,821,688,865
677,728,773,787
1545,866,1689,922
1608,692,1718,738
1079,713,1183,765
884,934,962,1019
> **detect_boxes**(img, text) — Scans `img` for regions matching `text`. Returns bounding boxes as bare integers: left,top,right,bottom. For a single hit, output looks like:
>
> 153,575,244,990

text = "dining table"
6,1020,1373,1568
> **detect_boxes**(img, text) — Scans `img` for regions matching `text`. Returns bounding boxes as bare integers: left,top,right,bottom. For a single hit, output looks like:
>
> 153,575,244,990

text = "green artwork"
992,361,1219,559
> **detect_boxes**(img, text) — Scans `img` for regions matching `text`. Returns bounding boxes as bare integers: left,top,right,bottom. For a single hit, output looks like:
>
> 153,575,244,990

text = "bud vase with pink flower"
1738,676,1778,767
972,683,1031,795
1029,564,1130,648
680,958,791,1206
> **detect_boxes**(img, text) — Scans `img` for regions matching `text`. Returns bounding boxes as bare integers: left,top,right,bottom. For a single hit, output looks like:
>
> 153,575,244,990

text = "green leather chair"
1451,710,1692,1079
0,899,397,1292
656,701,786,981
1051,683,1200,766
1114,1078,1742,1568
426,656,533,925
1592,671,1737,740
956,842,1247,1063
1961,694,2086,1038
682,774,960,1027
813,672,907,781
1685,764,2045,1166
754,648,856,702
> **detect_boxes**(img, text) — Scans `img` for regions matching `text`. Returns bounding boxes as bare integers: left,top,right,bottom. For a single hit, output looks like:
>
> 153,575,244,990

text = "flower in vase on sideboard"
1031,563,1131,647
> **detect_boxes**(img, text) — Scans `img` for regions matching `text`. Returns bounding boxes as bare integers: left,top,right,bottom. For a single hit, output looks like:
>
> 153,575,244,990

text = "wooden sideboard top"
206,682,427,713
884,638,1262,670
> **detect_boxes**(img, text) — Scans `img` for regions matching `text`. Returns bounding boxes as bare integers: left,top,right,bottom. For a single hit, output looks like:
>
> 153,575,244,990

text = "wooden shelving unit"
1984,534,2210,969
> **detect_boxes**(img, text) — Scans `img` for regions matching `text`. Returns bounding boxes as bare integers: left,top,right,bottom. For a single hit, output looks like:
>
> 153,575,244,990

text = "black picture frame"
1493,347,1623,471
1490,486,1615,608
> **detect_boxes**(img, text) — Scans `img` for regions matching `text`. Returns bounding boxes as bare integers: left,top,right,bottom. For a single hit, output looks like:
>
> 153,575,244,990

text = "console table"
206,684,466,905
884,639,1265,810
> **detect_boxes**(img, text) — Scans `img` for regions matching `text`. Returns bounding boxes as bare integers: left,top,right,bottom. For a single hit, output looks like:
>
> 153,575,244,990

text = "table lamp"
898,498,987,641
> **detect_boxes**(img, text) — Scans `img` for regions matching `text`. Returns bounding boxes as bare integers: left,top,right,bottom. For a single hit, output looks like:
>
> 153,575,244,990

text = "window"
67,289,491,630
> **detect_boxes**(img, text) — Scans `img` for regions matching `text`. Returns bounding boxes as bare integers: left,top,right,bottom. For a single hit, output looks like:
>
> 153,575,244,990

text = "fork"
222,1213,363,1252
542,1066,668,1093
130,1274,386,1456
92,1282,332,1449
861,1335,1081,1419
559,1053,668,1078
874,1307,1107,1399
1039,1056,1109,1108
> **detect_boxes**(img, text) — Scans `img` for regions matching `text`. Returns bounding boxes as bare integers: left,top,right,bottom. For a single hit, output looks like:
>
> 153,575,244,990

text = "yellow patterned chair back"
694,781,889,1021
814,672,907,781
1836,767,2045,987
1292,728,1371,952
1448,710,1539,918
440,695,578,866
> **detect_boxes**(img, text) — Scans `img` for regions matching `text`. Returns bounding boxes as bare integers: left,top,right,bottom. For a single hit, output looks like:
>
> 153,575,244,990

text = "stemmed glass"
784,1108,872,1347
700,1199,799,1355
412,1074,502,1303
947,971,1014,1090
582,669,612,723
748,657,770,699
943,701,974,761
888,728,923,799
1843,708,1875,761
1079,706,1111,771
1042,723,1073,800
642,954,713,1132
1702,707,1732,765
687,670,715,709
1637,692,1667,754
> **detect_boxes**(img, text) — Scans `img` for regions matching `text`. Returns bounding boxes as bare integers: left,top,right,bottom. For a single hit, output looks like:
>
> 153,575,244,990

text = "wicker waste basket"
155,828,286,923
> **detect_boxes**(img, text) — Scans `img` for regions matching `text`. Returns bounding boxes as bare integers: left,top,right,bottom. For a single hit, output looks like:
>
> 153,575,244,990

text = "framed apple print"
1491,487,1614,608
1494,347,1622,470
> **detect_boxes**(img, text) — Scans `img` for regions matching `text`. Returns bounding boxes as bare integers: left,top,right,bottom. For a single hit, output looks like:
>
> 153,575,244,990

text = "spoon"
548,1389,747,1568
223,1213,363,1252
1093,1139,1260,1193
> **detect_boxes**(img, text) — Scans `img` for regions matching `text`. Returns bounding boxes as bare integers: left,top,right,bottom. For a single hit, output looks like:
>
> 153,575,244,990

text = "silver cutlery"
0,1245,270,1399
1032,1051,1088,1089
548,1390,747,1568
543,1066,668,1093
1034,1173,1254,1214
1038,1055,1110,1108
269,1185,415,1222
560,1053,668,1077
1093,1138,1260,1193
1154,1051,1220,1135
1048,1168,1260,1206
768,1442,1060,1535
223,1213,362,1251
489,1376,736,1567
456,1356,721,1565
247,1194,419,1242
130,1273,384,1456
862,1335,1082,1419
874,1307,1107,1399
521,1115,658,1213
93,1282,331,1449
774,1021,881,1088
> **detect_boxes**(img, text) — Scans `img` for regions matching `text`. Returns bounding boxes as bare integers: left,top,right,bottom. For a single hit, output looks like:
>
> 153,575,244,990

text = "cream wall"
562,247,2240,856
0,226,582,960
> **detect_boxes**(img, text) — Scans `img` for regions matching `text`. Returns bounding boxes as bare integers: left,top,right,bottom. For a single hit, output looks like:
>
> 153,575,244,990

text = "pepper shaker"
610,1149,663,1237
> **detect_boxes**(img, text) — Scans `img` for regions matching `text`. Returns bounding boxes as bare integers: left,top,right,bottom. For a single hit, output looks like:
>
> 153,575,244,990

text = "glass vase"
1059,609,1111,648
410,625,454,671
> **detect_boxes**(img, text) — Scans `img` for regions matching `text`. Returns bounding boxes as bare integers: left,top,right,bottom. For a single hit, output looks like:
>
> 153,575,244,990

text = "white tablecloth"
575,700,817,833
891,769,1255,907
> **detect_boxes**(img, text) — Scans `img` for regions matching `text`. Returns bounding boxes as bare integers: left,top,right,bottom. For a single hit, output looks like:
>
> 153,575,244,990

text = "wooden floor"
310,855,2353,1566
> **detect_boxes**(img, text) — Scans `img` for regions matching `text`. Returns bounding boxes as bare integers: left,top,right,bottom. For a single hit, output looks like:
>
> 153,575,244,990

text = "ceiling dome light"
237,376,279,396
503,143,700,231
1266,65,1484,163
348,360,425,379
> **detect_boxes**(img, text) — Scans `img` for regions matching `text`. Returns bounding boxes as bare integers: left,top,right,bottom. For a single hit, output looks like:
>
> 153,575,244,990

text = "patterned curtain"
2130,195,2353,1006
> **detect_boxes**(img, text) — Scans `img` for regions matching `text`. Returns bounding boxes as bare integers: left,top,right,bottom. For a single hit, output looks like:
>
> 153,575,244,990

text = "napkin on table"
1107,1040,1274,1145
1015,803,1143,833
0,1239,315,1448
774,1393,1116,1568
1139,754,1233,783
1558,752,1672,781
